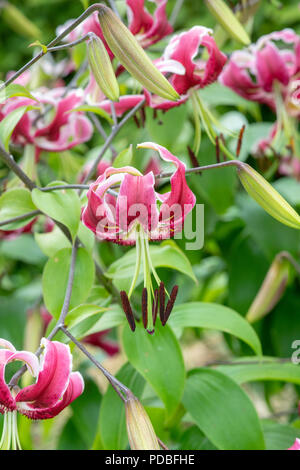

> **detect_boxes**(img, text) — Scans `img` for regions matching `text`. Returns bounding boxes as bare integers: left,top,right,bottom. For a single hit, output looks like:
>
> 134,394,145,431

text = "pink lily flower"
288,438,300,450
81,142,195,244
57,1,172,54
126,0,173,48
82,142,195,333
145,26,227,110
0,88,93,158
0,338,84,450
220,29,300,116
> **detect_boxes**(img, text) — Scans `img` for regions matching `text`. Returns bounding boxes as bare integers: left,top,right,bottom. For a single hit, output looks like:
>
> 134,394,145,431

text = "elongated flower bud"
87,34,119,102
98,6,179,101
246,254,290,323
237,162,300,229
204,0,250,45
125,395,160,450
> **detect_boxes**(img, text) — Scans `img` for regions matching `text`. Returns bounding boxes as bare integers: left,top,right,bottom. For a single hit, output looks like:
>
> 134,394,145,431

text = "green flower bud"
204,0,251,45
237,162,300,229
98,6,180,102
246,254,290,323
125,395,160,450
87,34,119,102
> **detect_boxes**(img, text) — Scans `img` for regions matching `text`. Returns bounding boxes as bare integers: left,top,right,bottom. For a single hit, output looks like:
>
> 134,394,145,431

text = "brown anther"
140,106,146,127
142,287,148,329
120,291,136,332
162,285,179,326
187,145,200,168
236,125,245,157
133,115,140,128
159,282,165,324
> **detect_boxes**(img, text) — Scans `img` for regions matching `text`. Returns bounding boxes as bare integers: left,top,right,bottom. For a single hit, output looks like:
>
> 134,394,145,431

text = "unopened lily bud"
87,34,119,102
204,0,250,45
2,3,42,39
125,395,160,450
98,6,179,102
237,162,300,229
246,254,290,323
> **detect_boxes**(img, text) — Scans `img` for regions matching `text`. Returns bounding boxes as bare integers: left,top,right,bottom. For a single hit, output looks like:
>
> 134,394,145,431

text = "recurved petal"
0,349,16,412
137,142,196,233
15,338,72,409
18,372,84,420
256,42,290,92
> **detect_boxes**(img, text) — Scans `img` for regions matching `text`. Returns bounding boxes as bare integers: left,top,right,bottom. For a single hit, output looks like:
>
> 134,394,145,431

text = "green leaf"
0,105,38,151
113,145,133,168
69,105,113,124
32,182,81,240
98,363,145,450
183,369,265,450
0,234,45,265
0,84,38,104
35,225,71,258
217,357,300,385
42,247,95,319
122,322,185,415
262,420,300,451
0,188,37,229
106,240,197,291
169,302,262,356
65,303,106,327
83,304,125,336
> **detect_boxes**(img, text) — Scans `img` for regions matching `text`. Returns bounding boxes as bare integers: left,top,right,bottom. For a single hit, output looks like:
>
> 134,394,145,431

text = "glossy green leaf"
0,84,37,104
83,304,125,336
262,420,300,450
0,188,37,229
0,105,38,150
69,105,113,124
42,247,95,319
183,369,265,450
98,363,145,450
32,182,81,240
113,145,133,168
218,357,300,385
122,322,185,415
169,302,262,355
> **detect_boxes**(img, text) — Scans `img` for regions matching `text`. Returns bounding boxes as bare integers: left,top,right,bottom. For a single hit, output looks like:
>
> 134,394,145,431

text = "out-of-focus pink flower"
0,88,93,158
0,338,84,449
83,332,119,356
0,219,36,241
220,29,300,116
57,1,172,54
126,0,173,48
255,122,300,181
85,74,144,118
288,438,300,450
145,26,227,110
81,142,196,245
